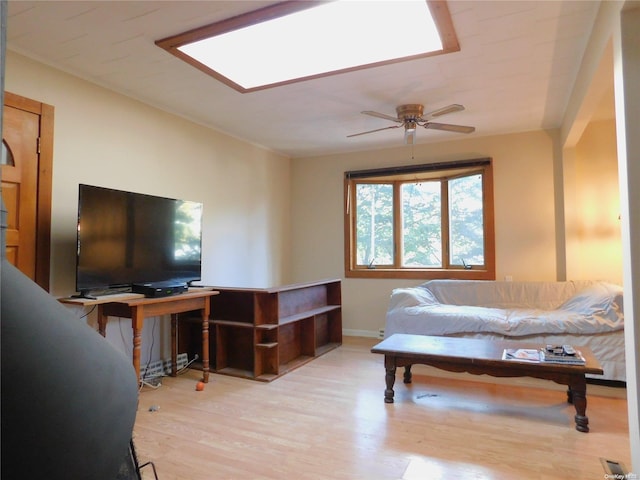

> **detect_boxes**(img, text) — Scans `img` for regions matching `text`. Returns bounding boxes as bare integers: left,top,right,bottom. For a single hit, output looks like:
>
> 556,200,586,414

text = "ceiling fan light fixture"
405,121,417,132
404,129,416,145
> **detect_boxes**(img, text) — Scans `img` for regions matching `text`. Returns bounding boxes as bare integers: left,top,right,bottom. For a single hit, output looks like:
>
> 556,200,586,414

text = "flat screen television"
75,184,203,297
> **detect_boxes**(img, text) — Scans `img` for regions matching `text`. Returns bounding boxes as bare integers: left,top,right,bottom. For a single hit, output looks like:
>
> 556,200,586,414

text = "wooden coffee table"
371,334,604,432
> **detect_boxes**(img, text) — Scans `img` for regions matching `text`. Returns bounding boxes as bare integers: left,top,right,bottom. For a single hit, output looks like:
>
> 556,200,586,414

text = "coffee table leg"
403,365,412,384
384,356,396,403
570,377,589,433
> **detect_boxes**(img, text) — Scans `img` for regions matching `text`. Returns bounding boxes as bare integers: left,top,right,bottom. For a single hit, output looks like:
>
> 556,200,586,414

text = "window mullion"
393,181,402,268
347,179,357,271
441,179,450,269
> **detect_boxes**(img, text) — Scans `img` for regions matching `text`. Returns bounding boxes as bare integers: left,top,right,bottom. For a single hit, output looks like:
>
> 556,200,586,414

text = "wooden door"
1,92,54,290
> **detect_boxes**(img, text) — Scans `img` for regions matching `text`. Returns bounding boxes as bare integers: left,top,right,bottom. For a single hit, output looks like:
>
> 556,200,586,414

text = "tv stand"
60,289,219,383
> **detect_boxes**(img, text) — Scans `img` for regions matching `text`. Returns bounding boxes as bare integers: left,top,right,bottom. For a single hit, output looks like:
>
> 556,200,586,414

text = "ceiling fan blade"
422,104,465,119
361,110,402,123
424,122,475,134
347,124,403,138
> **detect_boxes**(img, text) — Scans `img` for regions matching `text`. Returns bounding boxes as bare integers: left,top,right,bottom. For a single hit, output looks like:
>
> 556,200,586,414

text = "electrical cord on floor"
177,353,199,375
139,378,163,391
138,353,200,391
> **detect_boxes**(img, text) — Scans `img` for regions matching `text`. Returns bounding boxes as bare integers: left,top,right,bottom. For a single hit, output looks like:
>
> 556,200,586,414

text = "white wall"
291,130,561,335
5,51,292,361
565,118,622,284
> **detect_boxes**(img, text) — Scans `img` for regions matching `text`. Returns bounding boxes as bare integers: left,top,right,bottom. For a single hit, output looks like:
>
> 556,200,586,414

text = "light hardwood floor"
133,337,630,479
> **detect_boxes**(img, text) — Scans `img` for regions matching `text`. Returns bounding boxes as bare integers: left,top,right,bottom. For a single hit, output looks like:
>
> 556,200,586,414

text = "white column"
614,2,640,471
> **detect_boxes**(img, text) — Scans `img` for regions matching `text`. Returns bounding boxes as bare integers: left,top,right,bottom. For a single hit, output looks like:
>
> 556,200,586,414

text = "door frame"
3,91,54,291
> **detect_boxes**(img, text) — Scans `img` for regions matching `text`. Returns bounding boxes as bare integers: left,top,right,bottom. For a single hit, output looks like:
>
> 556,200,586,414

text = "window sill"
345,268,495,280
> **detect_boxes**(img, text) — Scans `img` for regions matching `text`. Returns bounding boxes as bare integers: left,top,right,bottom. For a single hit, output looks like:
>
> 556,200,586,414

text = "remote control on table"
546,345,564,355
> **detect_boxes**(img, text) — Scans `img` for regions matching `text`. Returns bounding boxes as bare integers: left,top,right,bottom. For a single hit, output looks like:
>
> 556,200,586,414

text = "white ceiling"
6,1,603,158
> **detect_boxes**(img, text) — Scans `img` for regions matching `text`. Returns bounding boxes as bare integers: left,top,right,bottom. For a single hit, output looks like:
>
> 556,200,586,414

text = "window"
344,158,495,279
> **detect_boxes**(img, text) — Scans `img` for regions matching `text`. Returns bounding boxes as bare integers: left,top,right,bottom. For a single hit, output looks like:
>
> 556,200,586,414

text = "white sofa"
385,280,625,381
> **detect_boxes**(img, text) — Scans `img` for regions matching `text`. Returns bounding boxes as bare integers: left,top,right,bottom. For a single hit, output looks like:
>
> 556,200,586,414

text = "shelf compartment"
315,342,341,357
257,325,277,346
255,340,278,378
279,318,315,365
279,305,341,326
210,290,255,324
215,324,254,374
315,310,342,348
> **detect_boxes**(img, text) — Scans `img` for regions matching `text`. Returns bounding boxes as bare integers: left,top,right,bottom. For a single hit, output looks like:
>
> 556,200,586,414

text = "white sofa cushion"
414,279,596,309
558,282,624,323
386,280,624,337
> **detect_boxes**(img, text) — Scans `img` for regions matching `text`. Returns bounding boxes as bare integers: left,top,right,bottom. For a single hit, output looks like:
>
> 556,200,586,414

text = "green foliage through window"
355,184,393,265
401,181,442,267
448,175,484,266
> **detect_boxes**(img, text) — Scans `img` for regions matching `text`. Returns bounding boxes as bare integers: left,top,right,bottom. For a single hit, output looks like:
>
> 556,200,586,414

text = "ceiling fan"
347,104,475,144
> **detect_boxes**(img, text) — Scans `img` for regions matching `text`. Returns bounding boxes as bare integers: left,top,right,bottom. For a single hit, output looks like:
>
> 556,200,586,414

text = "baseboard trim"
343,329,380,338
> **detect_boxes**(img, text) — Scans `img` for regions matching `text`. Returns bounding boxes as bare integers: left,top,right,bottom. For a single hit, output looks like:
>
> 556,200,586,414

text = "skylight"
156,1,459,93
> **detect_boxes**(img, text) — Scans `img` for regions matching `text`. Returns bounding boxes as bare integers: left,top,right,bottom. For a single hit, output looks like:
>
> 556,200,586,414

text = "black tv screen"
76,184,203,295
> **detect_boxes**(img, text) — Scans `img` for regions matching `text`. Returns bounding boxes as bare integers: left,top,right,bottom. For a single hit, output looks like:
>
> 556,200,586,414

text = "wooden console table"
60,289,218,383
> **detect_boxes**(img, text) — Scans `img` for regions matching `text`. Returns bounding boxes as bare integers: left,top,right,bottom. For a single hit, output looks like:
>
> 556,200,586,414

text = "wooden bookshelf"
208,279,342,381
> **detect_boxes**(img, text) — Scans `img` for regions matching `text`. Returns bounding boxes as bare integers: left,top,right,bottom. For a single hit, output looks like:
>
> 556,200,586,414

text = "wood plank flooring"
133,337,630,479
